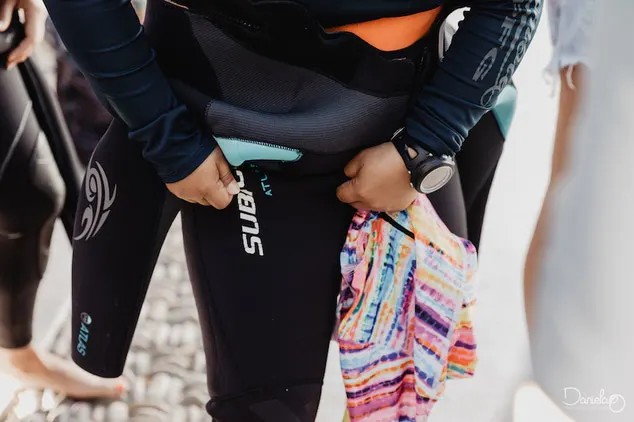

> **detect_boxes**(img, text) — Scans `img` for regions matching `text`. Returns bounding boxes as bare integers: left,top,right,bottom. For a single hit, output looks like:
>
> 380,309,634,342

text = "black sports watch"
391,128,455,194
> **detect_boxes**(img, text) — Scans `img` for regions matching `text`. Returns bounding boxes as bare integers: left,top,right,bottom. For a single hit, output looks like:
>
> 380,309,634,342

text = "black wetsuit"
42,0,541,420
1,15,84,350
0,45,65,349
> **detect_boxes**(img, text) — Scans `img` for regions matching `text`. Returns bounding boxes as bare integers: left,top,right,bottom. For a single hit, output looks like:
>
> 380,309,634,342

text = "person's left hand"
337,142,417,212
0,0,47,70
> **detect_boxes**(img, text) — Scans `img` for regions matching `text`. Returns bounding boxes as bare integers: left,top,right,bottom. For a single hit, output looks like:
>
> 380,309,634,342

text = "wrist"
134,128,216,184
391,128,455,194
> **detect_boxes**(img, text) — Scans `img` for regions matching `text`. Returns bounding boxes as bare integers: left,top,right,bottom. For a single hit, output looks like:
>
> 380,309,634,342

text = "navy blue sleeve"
405,0,543,155
43,0,215,183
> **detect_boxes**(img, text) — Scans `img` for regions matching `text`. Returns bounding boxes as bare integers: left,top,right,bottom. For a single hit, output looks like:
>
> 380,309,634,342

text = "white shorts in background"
546,0,596,87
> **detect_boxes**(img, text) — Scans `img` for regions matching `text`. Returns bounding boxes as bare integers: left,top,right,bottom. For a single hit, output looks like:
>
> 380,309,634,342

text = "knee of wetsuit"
206,383,322,422
26,134,66,223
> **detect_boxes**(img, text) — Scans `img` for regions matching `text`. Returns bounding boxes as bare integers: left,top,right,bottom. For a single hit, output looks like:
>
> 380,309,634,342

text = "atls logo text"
76,312,92,356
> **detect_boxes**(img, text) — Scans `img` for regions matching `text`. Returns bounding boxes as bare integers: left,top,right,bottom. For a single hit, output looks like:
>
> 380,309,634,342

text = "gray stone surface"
3,218,211,422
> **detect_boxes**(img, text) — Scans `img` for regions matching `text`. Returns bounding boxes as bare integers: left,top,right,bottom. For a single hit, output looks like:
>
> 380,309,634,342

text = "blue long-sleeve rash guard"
43,0,542,183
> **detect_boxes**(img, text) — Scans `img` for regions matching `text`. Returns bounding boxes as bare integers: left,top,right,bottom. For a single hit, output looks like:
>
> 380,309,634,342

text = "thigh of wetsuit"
181,166,354,422
70,119,180,377
427,112,506,246
427,167,468,240
456,112,505,249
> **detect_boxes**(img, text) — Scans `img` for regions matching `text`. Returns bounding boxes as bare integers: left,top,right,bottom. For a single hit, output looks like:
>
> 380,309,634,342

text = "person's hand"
166,147,241,209
337,142,417,212
0,0,47,70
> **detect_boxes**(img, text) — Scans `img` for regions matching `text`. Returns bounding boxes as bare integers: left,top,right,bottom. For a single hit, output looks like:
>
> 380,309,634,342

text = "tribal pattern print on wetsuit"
43,0,542,182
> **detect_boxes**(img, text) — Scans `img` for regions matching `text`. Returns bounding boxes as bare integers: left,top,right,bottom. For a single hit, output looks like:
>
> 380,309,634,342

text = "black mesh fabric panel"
180,16,411,154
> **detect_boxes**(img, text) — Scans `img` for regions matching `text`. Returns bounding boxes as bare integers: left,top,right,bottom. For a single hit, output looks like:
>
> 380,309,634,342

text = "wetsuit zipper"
220,12,261,32
168,0,262,31
221,136,301,153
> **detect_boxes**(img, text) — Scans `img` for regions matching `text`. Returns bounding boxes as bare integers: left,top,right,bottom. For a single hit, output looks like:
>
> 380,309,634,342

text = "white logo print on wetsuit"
235,169,264,256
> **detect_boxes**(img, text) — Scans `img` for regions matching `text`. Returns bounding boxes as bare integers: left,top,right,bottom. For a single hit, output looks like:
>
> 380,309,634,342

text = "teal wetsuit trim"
491,83,518,139
215,136,303,167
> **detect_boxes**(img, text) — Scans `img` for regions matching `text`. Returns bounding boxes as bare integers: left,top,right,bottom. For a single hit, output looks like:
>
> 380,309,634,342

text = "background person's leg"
0,64,63,350
182,166,355,422
531,3,634,420
523,65,584,329
524,0,593,329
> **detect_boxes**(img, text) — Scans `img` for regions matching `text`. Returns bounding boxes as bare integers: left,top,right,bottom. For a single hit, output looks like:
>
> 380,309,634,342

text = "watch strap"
391,129,433,174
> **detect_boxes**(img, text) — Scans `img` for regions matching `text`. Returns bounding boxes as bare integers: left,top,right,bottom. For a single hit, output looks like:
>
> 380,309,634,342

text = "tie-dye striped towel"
337,195,478,422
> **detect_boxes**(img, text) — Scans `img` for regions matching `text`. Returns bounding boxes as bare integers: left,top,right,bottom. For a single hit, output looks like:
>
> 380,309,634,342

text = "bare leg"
0,345,126,399
524,65,586,328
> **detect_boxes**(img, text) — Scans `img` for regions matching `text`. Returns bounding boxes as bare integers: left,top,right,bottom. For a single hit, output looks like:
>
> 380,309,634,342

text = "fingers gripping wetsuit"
0,56,65,348
43,0,541,420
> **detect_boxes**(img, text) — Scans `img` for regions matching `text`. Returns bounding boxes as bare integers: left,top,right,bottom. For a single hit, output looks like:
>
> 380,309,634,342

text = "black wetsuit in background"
0,17,82,350
0,48,65,349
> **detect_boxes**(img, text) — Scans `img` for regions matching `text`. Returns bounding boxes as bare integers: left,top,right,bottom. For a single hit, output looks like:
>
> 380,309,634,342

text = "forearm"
405,0,542,155
43,0,214,182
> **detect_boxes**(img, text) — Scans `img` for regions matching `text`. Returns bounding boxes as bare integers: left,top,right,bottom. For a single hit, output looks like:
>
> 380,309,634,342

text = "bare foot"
0,344,126,399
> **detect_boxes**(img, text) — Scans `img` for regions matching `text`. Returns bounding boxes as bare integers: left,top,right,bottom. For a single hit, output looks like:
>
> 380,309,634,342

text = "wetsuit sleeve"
404,0,543,155
42,0,215,183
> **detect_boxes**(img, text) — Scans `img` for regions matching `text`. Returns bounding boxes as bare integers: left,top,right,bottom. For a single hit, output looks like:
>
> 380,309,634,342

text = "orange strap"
326,7,442,52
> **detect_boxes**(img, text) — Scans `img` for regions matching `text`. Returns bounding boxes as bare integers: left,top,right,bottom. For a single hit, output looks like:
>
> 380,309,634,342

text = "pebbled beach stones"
7,221,212,421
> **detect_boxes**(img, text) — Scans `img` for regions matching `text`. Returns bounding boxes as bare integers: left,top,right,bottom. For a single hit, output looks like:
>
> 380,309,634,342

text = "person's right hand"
166,147,241,208
0,0,48,70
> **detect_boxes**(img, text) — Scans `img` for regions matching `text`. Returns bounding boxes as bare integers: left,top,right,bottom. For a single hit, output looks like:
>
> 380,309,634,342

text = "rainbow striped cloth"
337,195,478,421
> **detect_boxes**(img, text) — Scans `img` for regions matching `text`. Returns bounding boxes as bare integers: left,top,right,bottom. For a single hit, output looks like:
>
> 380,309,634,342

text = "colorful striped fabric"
337,195,478,421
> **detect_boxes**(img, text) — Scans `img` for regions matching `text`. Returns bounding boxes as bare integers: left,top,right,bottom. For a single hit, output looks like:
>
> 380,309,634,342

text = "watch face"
419,165,454,193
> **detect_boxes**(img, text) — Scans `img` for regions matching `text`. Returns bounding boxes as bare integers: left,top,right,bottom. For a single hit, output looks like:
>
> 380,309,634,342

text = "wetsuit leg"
427,167,468,240
456,112,506,250
18,57,86,241
181,166,355,422
55,52,112,166
0,65,65,349
70,119,180,377
70,120,353,419
427,112,505,248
